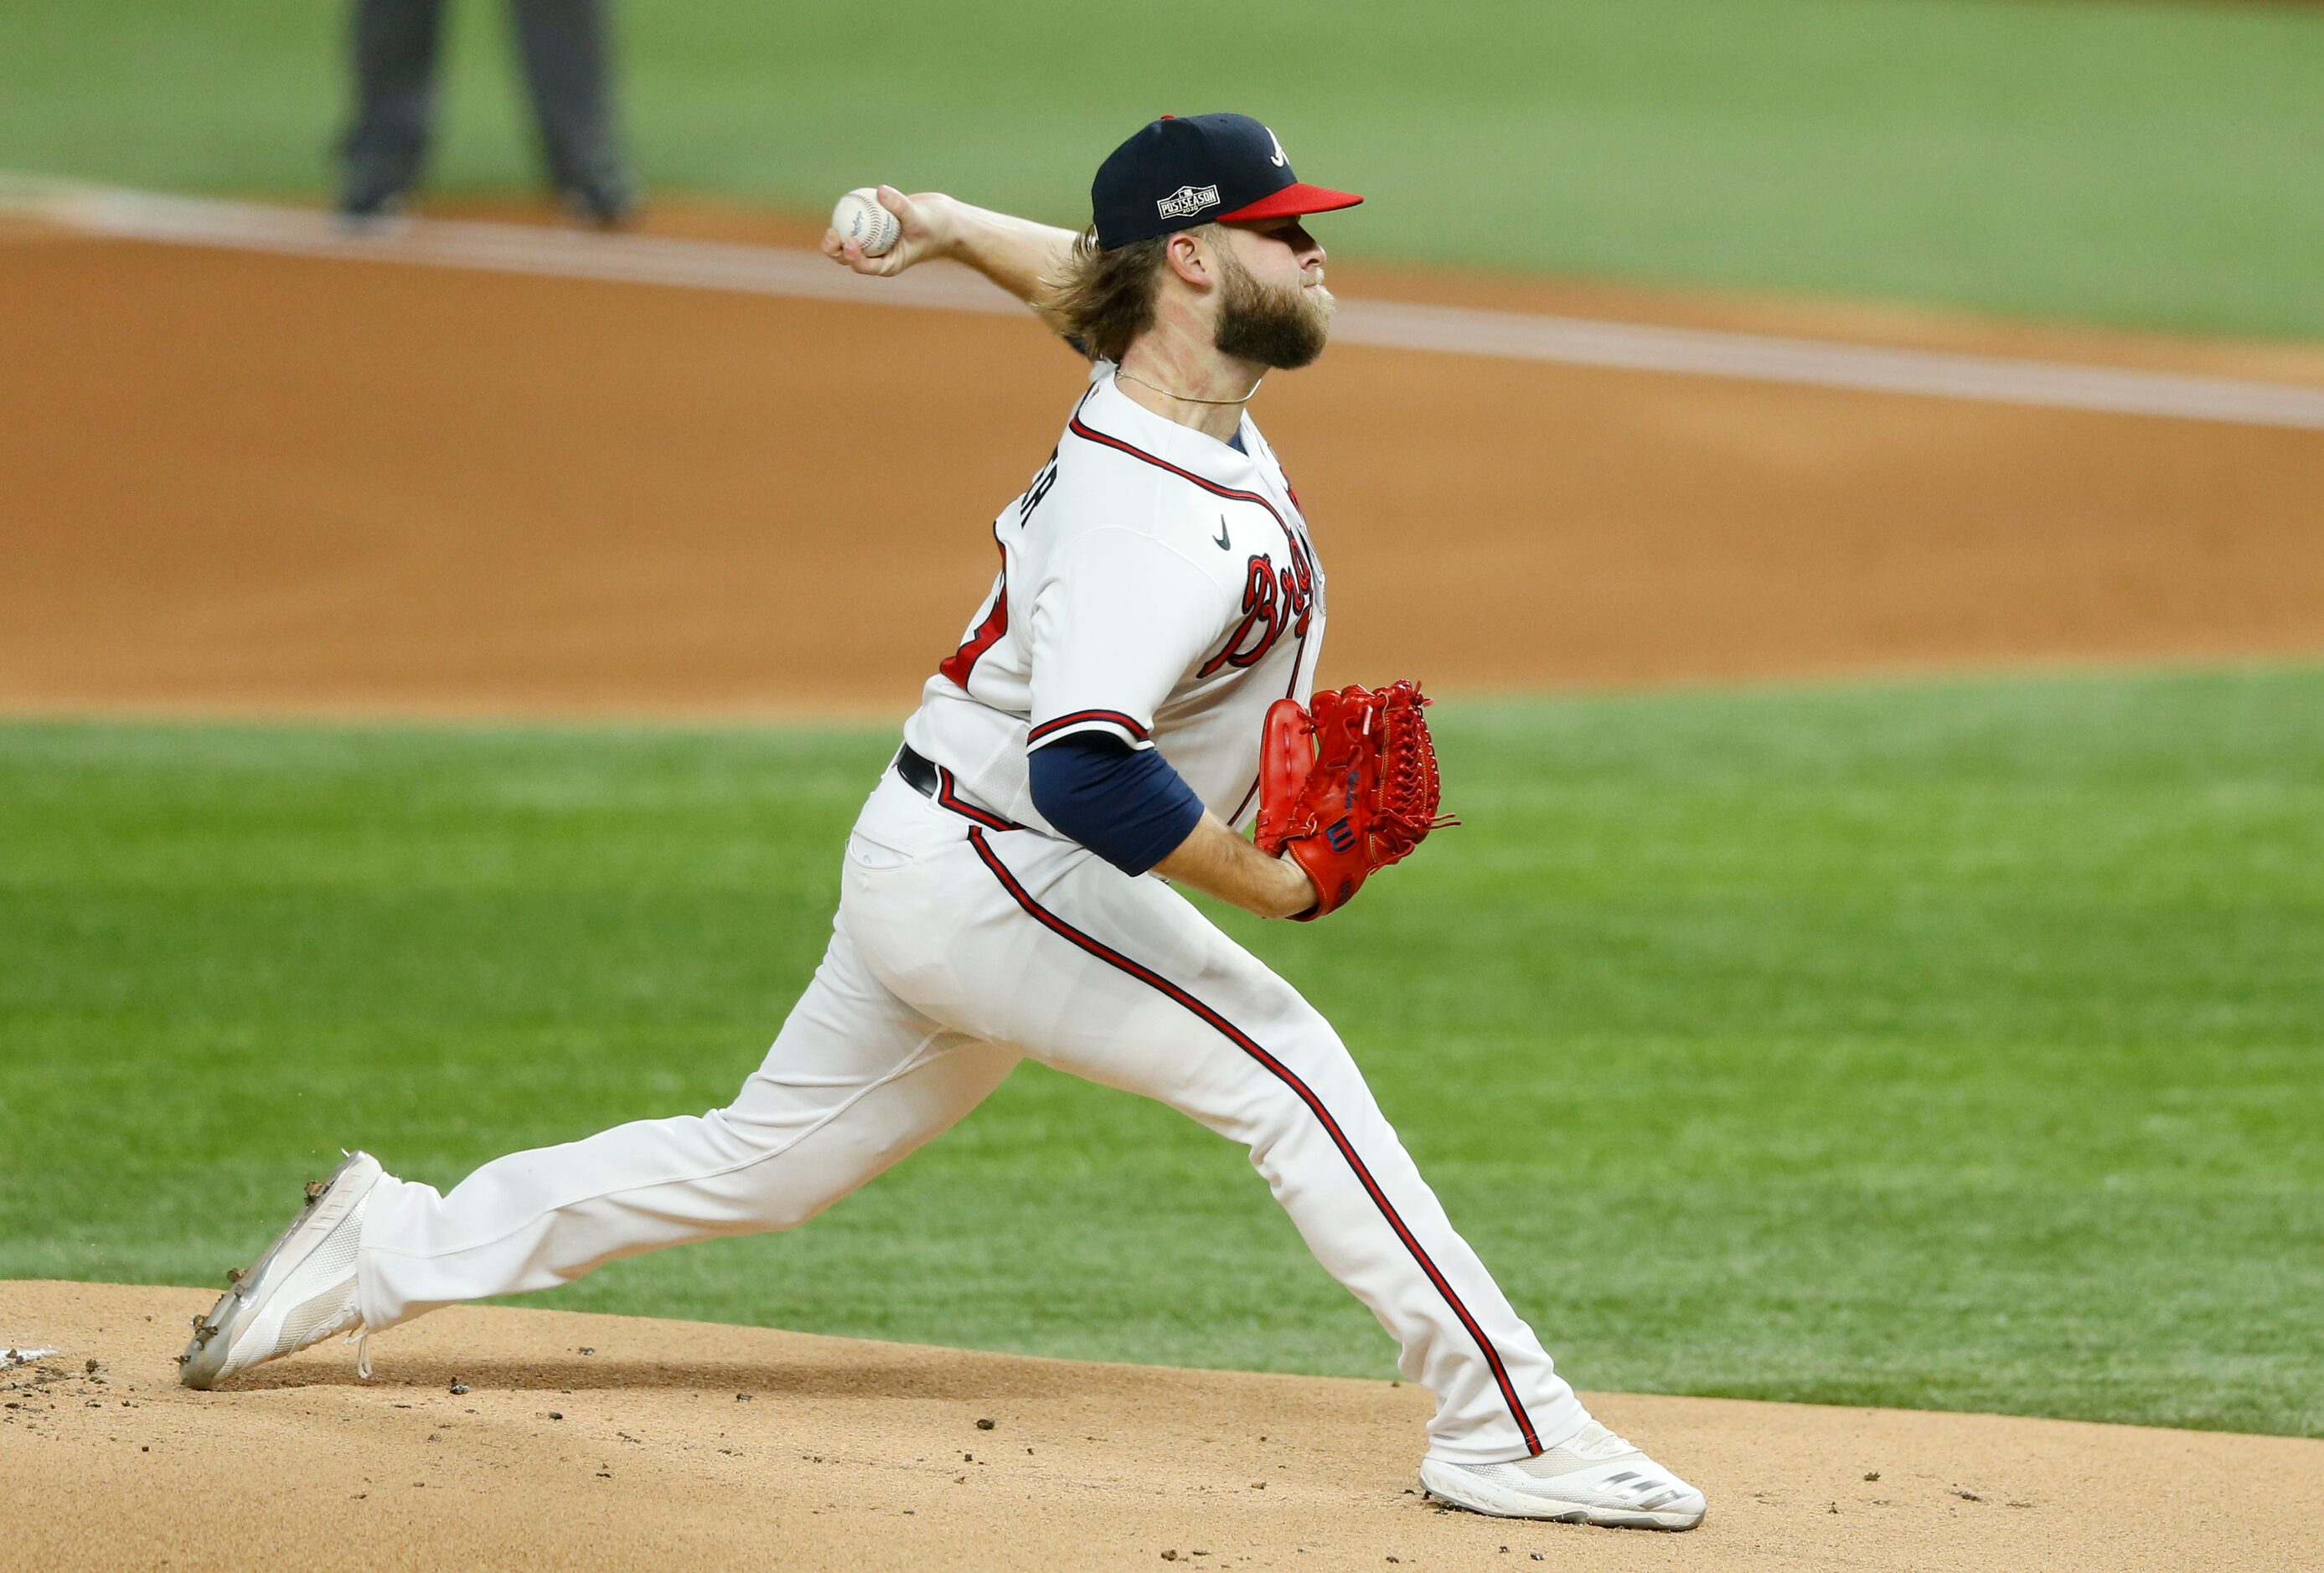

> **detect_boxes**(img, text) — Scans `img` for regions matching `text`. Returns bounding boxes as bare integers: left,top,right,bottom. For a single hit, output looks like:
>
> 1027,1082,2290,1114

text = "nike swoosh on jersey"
1214,518,1232,550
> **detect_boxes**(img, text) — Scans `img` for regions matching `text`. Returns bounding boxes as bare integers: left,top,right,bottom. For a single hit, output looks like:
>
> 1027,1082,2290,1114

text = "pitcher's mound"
3,1281,2315,1570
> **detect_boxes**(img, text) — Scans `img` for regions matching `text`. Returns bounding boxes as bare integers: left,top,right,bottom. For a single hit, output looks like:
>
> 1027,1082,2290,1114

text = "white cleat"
178,1151,384,1390
1419,1420,1707,1530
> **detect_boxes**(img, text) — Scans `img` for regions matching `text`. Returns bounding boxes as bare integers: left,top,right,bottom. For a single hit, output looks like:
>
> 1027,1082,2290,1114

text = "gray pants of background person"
338,0,637,222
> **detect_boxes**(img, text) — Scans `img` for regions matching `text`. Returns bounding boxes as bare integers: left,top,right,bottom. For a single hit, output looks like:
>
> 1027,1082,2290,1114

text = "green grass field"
3,1,2322,338
3,666,2318,1437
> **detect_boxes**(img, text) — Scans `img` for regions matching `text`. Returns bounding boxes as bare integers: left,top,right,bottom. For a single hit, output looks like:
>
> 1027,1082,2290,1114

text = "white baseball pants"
356,765,1587,1464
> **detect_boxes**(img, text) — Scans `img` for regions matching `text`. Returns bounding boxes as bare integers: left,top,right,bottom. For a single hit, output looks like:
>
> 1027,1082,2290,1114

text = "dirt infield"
3,200,2321,717
7,1282,2319,1572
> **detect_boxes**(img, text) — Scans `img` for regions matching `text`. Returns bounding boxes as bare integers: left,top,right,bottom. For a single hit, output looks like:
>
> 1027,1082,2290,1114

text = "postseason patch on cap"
1157,184,1221,220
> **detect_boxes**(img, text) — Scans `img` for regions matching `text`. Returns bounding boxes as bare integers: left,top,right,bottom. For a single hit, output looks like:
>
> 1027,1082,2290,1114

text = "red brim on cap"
1216,182,1365,224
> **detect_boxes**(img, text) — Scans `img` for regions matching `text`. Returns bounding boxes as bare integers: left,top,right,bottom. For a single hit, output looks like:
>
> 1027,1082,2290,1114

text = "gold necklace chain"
1117,368,1265,406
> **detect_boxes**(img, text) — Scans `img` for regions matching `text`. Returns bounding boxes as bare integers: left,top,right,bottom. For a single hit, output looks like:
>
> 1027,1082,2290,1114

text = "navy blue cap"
1091,114,1362,250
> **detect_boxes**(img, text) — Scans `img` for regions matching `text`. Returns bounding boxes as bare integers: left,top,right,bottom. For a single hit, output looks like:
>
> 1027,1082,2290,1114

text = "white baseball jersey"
354,357,1589,1471
903,363,1326,834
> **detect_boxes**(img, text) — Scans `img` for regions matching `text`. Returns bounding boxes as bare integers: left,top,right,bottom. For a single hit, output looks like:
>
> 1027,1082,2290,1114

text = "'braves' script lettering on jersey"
1199,548,1316,678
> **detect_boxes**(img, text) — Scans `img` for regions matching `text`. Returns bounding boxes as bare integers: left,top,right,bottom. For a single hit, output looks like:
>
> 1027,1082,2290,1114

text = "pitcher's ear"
1162,229,1216,289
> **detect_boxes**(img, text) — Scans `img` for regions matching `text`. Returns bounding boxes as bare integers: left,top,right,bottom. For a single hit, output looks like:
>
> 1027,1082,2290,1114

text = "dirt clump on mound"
5,1282,2317,1571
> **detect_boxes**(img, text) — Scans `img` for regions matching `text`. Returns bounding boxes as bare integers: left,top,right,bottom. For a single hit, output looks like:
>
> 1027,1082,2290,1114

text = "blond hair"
1038,224,1220,363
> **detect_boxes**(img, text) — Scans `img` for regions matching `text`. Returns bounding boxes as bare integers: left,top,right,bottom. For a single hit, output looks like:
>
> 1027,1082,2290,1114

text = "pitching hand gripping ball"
831,188,901,257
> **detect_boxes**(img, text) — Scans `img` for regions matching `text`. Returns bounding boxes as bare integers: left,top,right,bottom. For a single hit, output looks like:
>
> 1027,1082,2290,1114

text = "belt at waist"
892,744,1022,831
893,743,940,797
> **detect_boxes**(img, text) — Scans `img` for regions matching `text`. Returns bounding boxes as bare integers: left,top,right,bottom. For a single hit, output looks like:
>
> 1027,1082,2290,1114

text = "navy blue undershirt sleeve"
1027,733,1206,876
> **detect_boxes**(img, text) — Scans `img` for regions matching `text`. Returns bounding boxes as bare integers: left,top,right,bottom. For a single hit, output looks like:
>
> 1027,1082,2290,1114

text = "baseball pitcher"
179,114,1706,1531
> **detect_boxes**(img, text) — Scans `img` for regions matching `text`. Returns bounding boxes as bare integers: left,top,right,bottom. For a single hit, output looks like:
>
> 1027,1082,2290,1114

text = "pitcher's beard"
1213,251,1335,369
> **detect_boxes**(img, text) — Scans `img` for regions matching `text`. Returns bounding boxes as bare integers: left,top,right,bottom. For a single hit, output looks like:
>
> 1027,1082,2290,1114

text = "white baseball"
831,187,901,257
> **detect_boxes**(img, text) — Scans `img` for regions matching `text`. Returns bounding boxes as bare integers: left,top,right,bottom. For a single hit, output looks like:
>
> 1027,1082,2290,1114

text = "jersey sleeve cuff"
1026,710,1154,750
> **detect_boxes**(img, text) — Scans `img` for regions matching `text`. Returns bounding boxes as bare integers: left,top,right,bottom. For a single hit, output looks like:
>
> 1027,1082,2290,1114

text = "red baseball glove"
1255,679,1459,920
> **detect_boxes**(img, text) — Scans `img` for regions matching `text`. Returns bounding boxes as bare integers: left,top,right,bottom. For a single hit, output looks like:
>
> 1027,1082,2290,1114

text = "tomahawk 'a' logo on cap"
1157,183,1221,219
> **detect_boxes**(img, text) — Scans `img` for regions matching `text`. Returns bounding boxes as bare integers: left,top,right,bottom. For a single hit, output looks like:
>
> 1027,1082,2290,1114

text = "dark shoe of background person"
335,170,410,235
560,177,639,230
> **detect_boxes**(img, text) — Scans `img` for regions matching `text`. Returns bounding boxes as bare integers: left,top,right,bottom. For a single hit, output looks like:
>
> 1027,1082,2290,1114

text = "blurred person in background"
336,0,639,227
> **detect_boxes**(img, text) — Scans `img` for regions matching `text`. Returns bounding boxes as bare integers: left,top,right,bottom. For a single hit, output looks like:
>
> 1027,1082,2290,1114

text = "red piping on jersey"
1068,414,1295,531
1027,709,1151,745
1226,774,1263,829
964,826,1545,1457
935,766,1023,832
939,539,1010,689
